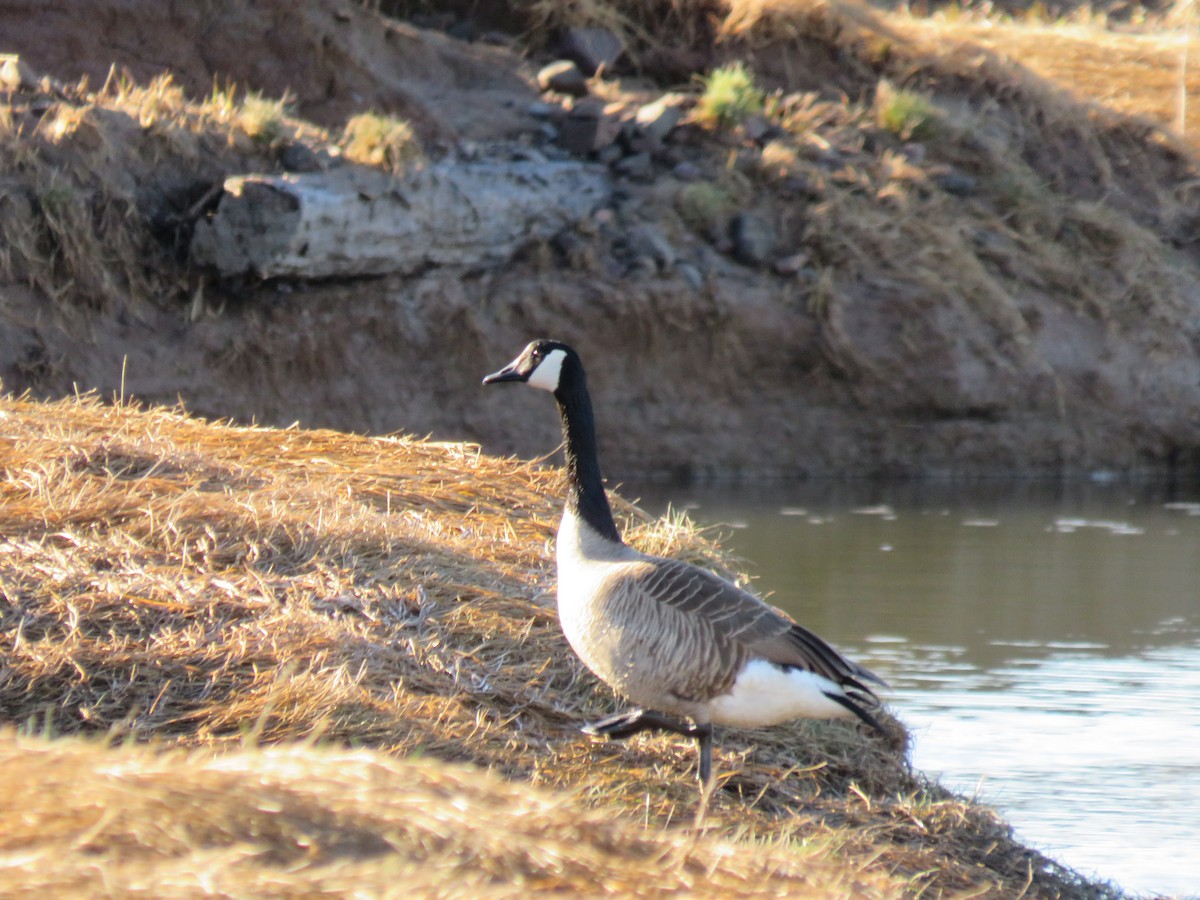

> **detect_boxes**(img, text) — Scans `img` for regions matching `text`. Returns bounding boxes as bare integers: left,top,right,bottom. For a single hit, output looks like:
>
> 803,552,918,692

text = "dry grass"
0,734,893,897
0,73,322,314
341,111,424,173
0,391,1118,897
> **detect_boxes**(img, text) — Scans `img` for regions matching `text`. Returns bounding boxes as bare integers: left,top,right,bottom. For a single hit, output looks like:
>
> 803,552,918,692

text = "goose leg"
581,709,698,741
693,723,718,830
694,723,713,785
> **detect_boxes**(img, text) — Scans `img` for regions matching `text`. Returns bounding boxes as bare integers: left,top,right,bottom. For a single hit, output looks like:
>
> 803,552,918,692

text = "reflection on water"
627,479,1200,898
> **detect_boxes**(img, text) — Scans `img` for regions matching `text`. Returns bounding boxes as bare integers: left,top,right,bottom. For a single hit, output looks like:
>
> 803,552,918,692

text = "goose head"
482,339,576,394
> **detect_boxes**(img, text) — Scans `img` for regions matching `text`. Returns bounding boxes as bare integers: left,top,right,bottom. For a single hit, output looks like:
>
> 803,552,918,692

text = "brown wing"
635,557,885,701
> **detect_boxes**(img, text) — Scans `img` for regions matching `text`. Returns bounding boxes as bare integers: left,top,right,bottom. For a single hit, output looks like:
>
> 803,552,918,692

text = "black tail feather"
823,691,888,736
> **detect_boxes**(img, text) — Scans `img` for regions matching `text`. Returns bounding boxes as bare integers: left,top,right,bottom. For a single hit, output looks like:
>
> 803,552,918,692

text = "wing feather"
626,556,884,705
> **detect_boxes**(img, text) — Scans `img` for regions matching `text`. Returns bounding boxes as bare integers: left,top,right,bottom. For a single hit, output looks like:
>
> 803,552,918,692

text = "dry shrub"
0,392,1117,897
341,111,424,173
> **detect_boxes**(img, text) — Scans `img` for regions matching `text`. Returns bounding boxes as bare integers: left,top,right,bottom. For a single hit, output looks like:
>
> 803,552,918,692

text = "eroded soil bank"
2,0,1199,479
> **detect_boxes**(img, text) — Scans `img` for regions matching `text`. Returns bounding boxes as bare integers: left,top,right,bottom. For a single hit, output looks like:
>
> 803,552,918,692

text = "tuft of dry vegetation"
0,391,1120,896
341,111,423,173
695,62,766,129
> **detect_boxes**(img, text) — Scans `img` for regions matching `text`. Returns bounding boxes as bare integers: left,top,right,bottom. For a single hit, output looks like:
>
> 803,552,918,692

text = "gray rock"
627,255,658,278
279,142,324,173
557,100,621,155
628,223,675,270
613,152,653,181
595,144,623,165
675,261,705,291
537,60,588,98
510,147,548,164
526,101,559,120
935,170,978,197
901,142,926,165
559,27,625,76
729,213,777,268
672,161,702,181
741,114,772,144
446,20,476,42
772,251,811,276
635,94,687,144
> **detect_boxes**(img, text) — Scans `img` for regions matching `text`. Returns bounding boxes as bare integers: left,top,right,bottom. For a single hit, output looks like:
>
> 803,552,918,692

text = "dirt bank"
1,0,1199,479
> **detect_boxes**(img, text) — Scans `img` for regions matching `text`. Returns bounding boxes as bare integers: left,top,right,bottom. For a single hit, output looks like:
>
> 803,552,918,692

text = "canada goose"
483,340,887,799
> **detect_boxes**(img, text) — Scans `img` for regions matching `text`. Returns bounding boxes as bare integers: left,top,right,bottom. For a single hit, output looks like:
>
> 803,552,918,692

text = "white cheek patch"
527,348,566,392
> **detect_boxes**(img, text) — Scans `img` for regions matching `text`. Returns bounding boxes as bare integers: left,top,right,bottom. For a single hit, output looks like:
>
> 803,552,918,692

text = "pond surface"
626,479,1200,898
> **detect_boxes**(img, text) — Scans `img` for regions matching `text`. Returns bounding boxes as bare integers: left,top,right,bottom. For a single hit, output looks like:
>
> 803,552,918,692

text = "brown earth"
1,0,1199,480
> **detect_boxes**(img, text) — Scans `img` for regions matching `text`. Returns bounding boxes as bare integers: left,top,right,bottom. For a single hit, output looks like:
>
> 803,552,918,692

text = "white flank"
528,348,567,392
707,659,854,729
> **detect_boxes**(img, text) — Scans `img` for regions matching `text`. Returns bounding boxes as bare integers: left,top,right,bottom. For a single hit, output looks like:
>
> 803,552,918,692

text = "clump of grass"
676,181,738,236
874,81,939,141
696,62,764,129
341,112,423,173
758,138,802,180
238,91,292,147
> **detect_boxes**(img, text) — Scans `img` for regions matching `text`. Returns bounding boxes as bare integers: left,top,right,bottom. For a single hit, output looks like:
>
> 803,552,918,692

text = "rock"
525,101,559,120
279,142,324,173
411,12,454,31
901,142,926,165
675,261,705,290
557,100,621,155
0,54,36,90
934,170,978,197
779,174,819,201
641,46,711,83
627,255,658,278
559,27,625,76
628,223,675,270
672,161,702,181
613,152,653,181
537,60,587,98
445,20,476,42
729,213,777,268
772,251,811,276
596,144,623,165
741,114,773,144
635,94,687,144
509,146,547,164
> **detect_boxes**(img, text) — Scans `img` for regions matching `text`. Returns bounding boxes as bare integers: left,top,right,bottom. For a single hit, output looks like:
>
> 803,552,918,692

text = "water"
627,479,1200,898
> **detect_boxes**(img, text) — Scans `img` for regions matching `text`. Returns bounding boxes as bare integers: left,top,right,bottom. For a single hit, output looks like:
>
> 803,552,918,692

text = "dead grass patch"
0,733,901,897
0,391,1118,896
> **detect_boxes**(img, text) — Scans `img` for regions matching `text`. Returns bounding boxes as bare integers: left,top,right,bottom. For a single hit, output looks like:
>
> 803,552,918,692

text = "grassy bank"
0,392,1118,896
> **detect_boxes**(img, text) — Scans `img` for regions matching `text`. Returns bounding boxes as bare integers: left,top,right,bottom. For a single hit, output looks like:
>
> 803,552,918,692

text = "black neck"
555,368,622,543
